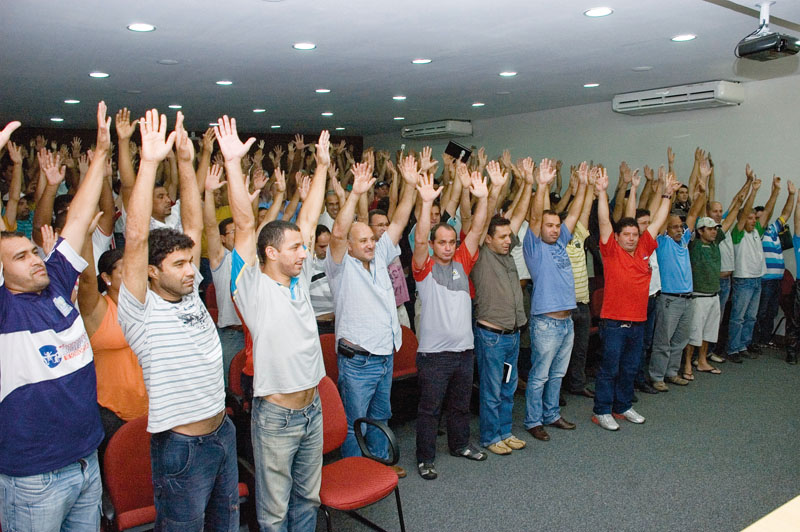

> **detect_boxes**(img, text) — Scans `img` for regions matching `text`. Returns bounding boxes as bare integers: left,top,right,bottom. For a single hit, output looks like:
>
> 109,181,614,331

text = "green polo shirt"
688,230,725,294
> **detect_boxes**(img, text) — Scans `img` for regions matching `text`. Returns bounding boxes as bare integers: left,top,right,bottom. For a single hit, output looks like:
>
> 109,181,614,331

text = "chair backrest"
393,326,418,379
103,416,153,523
590,287,604,319
318,376,347,454
228,348,246,396
205,282,219,324
320,333,338,383
781,269,795,296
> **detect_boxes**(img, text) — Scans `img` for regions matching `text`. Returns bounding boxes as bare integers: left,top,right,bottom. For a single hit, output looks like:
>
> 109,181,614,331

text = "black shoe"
727,352,743,364
748,344,762,355
449,443,488,461
787,352,798,365
417,462,437,480
741,350,758,360
631,394,639,403
637,381,659,395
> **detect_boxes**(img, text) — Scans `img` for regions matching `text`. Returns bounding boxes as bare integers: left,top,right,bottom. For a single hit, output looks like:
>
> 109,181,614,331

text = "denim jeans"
524,314,574,428
150,415,239,531
565,304,590,393
474,327,519,447
0,451,101,532
649,295,692,382
728,277,762,354
251,395,322,532
416,350,474,462
594,320,644,415
337,353,393,459
636,294,659,385
719,276,732,312
753,277,781,345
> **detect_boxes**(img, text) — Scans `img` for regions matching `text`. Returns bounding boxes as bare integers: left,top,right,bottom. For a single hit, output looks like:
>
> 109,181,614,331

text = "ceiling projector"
736,2,800,61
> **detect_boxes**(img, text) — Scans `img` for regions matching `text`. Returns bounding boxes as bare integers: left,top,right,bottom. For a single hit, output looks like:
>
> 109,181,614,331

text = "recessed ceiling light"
584,7,613,17
671,34,696,42
271,125,281,129
393,95,407,100
89,72,110,78
472,102,485,107
496,91,511,95
50,117,64,122
216,80,233,86
411,58,432,64
499,71,517,77
209,123,218,126
632,66,653,72
293,42,316,50
124,89,142,94
583,83,600,88
64,99,80,104
335,127,346,131
321,112,333,117
127,23,156,32
394,116,405,120
315,89,331,93
253,108,266,113
157,59,180,65
168,104,182,109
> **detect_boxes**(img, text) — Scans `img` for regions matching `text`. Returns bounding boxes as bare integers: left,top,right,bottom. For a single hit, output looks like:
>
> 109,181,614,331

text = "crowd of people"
1,101,798,531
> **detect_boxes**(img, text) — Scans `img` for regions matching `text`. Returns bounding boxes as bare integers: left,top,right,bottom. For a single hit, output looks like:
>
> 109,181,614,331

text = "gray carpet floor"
315,347,800,532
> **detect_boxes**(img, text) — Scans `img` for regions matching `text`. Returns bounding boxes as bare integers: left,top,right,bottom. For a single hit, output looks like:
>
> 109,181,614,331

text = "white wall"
366,74,800,279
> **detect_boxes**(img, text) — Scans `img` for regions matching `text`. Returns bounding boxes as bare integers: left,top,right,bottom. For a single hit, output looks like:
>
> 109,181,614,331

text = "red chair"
320,333,338,383
317,376,406,532
103,416,249,531
392,326,418,380
226,348,250,415
589,287,604,336
205,282,219,325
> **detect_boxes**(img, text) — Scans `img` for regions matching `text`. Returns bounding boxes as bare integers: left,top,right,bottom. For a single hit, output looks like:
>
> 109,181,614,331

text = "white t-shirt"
91,227,113,271
648,250,661,296
119,200,182,234
117,265,224,433
512,221,531,281
211,250,241,328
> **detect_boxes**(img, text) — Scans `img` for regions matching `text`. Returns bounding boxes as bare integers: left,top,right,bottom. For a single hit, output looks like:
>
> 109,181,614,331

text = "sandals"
681,372,695,381
449,443,488,461
697,366,722,375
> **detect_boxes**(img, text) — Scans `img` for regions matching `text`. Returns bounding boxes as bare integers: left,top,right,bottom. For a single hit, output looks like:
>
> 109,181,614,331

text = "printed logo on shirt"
37,334,91,369
178,309,212,330
52,295,73,317
452,269,461,281
38,345,61,368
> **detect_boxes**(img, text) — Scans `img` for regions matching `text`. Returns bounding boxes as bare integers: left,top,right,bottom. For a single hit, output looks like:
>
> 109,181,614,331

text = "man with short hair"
592,167,679,431
311,224,336,333
522,158,586,441
117,111,239,529
0,110,107,532
471,158,533,455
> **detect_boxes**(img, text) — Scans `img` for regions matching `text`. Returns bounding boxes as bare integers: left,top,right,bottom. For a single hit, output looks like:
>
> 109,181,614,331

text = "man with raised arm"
592,167,680,431
413,169,489,480
471,158,533,456
221,117,330,531
325,153,418,475
522,158,585,442
0,108,108,531
116,111,239,530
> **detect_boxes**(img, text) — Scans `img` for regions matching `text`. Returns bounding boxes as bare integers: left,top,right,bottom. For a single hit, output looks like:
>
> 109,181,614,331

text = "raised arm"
4,141,23,227
386,154,419,245
564,164,588,233
329,162,375,263
295,130,330,247
115,108,138,210
0,121,21,152
529,158,557,237
121,109,177,303
196,128,215,192
172,113,203,267
721,188,746,233
203,164,227,270
638,165,654,209
647,172,682,240
32,151,63,246
60,102,112,253
612,161,632,222
776,180,796,227
737,176,760,232
686,178,707,232
97,155,116,236
759,175,782,228
462,170,489,255
578,164,596,230
595,167,612,244
509,157,534,233
413,172,442,268
78,223,107,336
624,167,640,220
262,169,287,227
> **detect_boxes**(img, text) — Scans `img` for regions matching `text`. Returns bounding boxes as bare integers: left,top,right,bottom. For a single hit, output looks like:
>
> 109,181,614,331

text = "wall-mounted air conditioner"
401,120,473,139
612,81,744,115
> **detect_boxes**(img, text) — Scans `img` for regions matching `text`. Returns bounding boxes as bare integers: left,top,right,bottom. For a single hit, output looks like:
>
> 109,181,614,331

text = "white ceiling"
1,0,799,136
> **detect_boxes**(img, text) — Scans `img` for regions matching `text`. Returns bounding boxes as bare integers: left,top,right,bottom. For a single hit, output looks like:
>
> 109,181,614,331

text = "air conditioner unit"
401,120,473,139
612,81,744,116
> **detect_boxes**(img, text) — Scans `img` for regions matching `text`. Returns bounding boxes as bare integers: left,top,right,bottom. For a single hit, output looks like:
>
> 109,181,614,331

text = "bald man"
325,156,418,474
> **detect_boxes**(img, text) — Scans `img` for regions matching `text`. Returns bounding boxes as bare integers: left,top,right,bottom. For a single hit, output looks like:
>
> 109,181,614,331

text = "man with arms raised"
220,117,330,531
117,111,239,529
0,107,107,531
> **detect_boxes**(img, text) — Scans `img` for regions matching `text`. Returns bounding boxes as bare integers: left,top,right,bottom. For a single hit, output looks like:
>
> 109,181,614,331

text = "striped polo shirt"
309,256,335,317
761,218,785,280
0,238,103,476
117,266,224,434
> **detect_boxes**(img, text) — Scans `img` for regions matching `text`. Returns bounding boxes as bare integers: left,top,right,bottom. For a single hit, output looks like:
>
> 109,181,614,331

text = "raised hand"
456,161,471,188
745,163,755,181
296,173,311,202
631,168,641,189
699,158,712,179
476,147,487,169
114,108,137,140
398,154,420,186
789,180,797,195
772,175,781,190
40,151,66,186
537,158,557,185
501,149,513,169
35,135,46,151
202,127,216,152
667,146,675,165
752,178,762,191
6,141,22,164
330,173,344,200
469,170,489,198
416,171,441,203
205,164,226,191
620,161,632,184
644,165,654,181
40,225,58,256
351,162,376,194
252,167,268,191
593,166,608,193
139,109,177,163
71,137,82,158
521,157,535,184
577,161,589,185
294,134,306,151
658,165,667,184
253,147,264,167
665,172,682,195
174,112,195,162
213,115,255,162
314,130,331,167
274,167,287,193
419,146,436,173
485,160,508,190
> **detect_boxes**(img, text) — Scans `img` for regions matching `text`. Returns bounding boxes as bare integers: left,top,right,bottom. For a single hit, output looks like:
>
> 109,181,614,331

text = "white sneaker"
592,414,619,431
614,408,645,424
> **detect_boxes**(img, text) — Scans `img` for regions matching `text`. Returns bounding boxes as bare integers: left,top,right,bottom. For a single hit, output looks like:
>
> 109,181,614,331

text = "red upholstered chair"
320,333,339,383
317,376,406,532
226,348,250,415
589,287,604,336
103,416,249,531
205,282,219,324
392,326,418,380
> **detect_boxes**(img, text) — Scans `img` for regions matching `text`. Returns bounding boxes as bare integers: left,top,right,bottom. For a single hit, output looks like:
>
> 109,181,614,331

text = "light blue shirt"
657,228,693,293
325,232,402,355
523,224,576,315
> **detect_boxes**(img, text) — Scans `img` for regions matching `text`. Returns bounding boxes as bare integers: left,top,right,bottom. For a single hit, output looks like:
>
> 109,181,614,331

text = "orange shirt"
90,296,149,420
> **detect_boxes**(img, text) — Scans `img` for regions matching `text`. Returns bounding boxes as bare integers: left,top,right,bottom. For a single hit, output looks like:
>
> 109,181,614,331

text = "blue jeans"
754,277,781,345
251,395,322,532
150,415,239,531
594,320,644,415
0,451,101,532
524,315,574,428
728,277,762,354
719,276,731,312
474,327,519,447
636,294,659,385
337,353,393,459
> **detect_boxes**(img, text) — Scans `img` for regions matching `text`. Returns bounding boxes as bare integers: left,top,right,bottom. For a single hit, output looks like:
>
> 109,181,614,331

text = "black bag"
779,223,793,250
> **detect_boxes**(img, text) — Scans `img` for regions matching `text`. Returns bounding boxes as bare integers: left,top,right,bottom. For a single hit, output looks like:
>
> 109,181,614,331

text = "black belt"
692,292,719,298
662,292,693,299
476,322,520,335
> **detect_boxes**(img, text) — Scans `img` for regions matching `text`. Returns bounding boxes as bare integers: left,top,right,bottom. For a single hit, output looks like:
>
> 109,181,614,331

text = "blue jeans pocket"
253,399,291,431
12,472,53,494
342,354,369,368
160,440,195,478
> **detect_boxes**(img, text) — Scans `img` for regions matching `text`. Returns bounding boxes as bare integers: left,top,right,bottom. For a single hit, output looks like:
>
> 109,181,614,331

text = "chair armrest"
353,417,399,466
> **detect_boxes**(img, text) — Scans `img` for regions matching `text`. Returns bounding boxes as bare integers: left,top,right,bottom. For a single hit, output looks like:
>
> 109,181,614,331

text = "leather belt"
662,292,693,299
476,322,520,335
